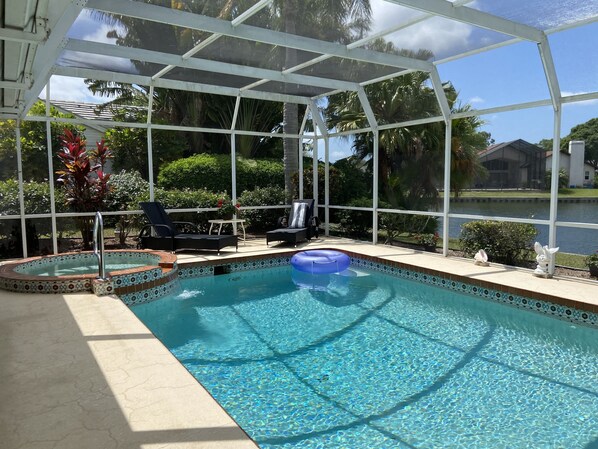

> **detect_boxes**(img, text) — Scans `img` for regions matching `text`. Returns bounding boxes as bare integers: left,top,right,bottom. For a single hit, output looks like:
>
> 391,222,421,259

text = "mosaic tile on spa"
120,280,180,306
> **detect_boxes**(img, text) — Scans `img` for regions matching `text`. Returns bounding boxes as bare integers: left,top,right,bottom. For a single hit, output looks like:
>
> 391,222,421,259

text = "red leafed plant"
56,129,112,249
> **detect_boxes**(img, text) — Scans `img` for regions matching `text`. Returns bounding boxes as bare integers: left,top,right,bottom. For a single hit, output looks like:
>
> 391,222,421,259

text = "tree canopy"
0,101,83,181
562,117,598,169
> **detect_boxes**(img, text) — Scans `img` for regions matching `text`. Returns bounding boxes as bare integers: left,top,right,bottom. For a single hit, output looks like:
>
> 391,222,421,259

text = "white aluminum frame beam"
152,0,272,81
65,39,360,93
385,0,545,42
86,0,433,72
21,0,89,116
0,28,46,44
52,66,311,105
428,67,451,120
537,37,562,111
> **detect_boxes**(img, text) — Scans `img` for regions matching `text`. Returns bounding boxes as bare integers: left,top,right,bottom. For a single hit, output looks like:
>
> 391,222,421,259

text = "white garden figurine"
533,242,559,278
474,249,489,266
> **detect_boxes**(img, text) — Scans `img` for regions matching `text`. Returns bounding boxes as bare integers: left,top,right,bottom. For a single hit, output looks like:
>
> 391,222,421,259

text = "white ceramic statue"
533,242,559,278
474,249,489,266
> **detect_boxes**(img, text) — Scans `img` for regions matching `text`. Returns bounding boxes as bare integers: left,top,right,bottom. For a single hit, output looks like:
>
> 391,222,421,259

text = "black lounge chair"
266,199,319,247
138,202,237,254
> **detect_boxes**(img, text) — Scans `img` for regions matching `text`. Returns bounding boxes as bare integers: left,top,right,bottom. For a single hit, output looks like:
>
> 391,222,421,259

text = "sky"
43,3,598,162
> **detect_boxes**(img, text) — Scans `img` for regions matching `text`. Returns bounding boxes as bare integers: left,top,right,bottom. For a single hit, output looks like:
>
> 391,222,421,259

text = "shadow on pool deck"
0,290,259,449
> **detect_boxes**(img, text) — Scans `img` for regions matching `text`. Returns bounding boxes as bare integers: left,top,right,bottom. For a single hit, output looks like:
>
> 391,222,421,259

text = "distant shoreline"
451,197,598,203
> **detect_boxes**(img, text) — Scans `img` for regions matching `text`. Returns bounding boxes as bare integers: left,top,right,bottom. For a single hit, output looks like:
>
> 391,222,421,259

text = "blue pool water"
131,266,598,449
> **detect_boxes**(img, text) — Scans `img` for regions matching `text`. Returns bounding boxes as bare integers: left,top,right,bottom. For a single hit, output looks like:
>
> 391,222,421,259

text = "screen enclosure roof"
1,0,597,119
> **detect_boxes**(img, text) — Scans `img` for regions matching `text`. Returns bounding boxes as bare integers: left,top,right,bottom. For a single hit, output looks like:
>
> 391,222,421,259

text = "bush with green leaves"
336,197,373,238
0,179,66,216
148,188,223,232
459,220,537,266
157,154,284,193
379,205,438,244
544,168,569,189
105,170,150,245
238,186,286,231
0,180,68,258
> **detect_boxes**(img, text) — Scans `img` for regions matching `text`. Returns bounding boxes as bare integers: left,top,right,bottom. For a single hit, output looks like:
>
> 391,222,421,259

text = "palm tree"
88,0,257,153
450,104,489,197
269,0,372,200
327,46,488,209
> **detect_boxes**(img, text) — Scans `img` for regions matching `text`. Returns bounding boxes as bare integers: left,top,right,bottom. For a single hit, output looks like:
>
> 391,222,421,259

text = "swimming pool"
131,265,598,449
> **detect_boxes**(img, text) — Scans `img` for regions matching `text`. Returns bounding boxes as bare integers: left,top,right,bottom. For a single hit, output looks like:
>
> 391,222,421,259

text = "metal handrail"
93,211,107,280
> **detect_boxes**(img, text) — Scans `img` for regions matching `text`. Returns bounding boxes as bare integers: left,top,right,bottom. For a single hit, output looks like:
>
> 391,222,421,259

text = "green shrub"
336,197,373,238
238,186,286,231
379,205,438,244
105,170,150,245
295,164,344,204
544,168,569,189
150,188,222,232
157,154,284,193
0,179,66,216
459,220,537,266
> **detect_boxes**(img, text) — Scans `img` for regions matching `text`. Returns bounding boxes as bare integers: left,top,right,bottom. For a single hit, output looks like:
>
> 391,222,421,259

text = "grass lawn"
445,188,598,199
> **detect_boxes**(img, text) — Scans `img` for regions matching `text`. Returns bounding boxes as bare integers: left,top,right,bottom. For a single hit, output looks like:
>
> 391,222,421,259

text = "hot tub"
0,250,177,295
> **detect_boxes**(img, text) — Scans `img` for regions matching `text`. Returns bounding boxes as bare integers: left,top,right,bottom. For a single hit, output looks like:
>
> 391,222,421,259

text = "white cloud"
42,76,104,103
385,17,473,59
47,10,130,103
368,1,500,60
469,96,485,104
370,1,424,36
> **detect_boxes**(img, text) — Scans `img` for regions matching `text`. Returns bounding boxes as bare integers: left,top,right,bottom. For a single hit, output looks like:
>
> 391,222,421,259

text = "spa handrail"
93,211,107,280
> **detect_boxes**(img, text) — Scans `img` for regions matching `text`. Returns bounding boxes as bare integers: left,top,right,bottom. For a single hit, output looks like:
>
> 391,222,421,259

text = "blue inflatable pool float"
291,250,350,274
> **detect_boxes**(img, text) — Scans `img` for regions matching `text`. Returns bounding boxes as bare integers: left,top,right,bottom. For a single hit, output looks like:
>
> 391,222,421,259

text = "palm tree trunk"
283,0,299,202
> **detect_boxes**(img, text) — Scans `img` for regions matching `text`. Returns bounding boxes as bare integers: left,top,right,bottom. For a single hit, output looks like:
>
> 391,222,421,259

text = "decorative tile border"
119,270,180,306
0,250,176,296
170,249,598,329
351,256,598,328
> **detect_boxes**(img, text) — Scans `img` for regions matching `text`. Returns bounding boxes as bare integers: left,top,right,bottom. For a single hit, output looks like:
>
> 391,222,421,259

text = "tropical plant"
216,195,240,219
55,129,112,249
103,108,188,181
414,232,440,249
450,104,490,197
270,0,372,200
544,168,569,190
327,50,488,210
205,96,283,158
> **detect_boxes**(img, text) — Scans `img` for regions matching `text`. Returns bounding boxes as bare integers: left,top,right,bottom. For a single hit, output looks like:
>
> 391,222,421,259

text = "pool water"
131,266,598,449
23,256,147,276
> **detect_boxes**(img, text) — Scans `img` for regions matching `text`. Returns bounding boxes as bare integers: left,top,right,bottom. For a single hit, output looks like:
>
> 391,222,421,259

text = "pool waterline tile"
165,249,598,328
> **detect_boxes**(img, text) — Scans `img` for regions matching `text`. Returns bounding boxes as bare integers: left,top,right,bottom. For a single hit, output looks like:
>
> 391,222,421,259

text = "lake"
447,199,598,255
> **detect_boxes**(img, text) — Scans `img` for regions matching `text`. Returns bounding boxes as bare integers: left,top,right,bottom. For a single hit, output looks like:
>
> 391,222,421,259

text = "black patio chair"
266,199,319,247
138,202,237,254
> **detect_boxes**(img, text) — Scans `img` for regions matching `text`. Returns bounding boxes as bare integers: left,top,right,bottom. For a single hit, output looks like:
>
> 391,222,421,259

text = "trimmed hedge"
238,186,286,231
157,153,285,193
149,188,223,233
0,179,67,215
459,220,537,266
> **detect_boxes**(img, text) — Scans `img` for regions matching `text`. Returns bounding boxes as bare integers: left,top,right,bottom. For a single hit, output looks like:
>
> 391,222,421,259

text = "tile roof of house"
50,100,114,121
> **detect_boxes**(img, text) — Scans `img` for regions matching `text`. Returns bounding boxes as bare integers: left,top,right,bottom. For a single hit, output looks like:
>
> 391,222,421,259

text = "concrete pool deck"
2,236,597,448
